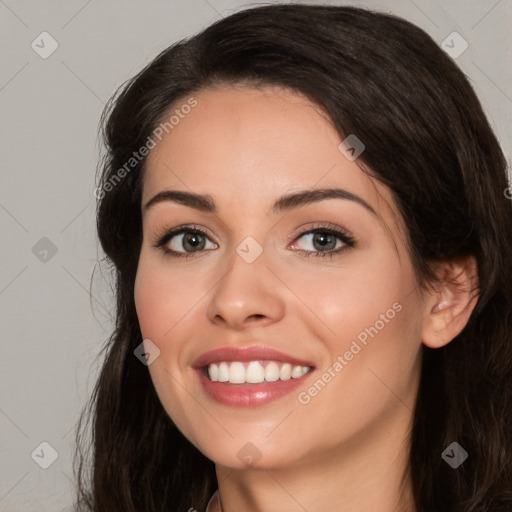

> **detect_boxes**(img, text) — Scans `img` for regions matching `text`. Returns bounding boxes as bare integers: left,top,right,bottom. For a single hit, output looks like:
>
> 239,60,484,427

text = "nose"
206,247,285,331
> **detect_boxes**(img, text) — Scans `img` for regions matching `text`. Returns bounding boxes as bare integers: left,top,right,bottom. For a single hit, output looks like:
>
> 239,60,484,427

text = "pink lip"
192,346,315,369
192,345,316,408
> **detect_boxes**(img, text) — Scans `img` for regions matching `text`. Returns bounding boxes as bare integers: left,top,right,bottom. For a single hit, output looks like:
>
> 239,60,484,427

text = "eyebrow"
143,188,378,217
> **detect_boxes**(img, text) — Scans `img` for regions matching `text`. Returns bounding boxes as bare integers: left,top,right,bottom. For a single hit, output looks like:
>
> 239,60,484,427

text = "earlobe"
421,256,479,349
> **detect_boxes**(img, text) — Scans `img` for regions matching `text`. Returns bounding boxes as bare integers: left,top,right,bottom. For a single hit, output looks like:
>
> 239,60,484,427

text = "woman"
75,3,512,511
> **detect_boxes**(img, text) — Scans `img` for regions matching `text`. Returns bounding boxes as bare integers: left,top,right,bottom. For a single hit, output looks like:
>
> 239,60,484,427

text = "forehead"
144,84,341,187
141,85,403,238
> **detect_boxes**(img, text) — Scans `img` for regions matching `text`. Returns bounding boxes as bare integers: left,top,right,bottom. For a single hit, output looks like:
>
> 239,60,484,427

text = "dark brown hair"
74,4,512,511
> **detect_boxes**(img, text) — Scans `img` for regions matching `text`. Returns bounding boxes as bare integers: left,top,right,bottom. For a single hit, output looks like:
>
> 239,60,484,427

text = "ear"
421,255,479,349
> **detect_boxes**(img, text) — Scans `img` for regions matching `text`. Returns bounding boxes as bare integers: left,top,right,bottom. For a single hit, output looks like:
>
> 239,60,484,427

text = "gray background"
1,0,510,510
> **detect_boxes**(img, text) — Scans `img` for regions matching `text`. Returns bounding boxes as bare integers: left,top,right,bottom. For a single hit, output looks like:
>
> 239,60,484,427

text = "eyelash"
151,223,357,259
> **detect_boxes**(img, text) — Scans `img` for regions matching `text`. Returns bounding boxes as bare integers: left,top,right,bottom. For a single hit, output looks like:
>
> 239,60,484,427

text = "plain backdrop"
1,0,511,510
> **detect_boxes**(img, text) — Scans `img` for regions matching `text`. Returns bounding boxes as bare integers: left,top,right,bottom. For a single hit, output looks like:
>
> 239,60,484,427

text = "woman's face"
134,85,426,470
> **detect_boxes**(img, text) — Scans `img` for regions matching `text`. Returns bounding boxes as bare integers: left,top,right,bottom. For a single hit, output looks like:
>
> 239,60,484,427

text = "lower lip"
195,368,314,407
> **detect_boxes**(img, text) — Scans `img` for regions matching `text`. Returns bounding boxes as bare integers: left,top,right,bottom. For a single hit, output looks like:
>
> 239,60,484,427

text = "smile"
192,345,316,407
195,362,315,407
206,360,312,383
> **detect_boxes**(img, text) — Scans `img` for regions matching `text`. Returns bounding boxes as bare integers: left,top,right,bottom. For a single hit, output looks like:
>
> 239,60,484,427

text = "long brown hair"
74,4,512,511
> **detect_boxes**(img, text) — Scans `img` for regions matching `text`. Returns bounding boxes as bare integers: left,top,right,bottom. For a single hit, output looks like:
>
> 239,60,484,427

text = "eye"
289,224,356,259
152,223,356,259
153,225,217,258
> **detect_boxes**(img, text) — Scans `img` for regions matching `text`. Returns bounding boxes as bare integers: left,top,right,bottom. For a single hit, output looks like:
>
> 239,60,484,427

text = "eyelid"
288,221,354,242
150,223,217,247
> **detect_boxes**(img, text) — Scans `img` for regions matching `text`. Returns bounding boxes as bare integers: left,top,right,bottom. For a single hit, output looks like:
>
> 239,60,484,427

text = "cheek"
290,266,422,446
134,257,186,341
289,246,423,409
318,260,422,409
289,248,414,344
133,259,201,430
134,247,210,332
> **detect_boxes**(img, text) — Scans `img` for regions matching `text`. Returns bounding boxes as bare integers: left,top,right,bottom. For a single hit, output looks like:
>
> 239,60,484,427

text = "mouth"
192,346,316,407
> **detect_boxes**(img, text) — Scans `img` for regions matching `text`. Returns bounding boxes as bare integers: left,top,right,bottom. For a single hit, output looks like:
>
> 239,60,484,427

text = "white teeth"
246,361,265,383
206,360,312,384
229,362,245,384
218,362,229,382
291,365,303,378
208,363,219,382
280,363,292,380
264,362,280,382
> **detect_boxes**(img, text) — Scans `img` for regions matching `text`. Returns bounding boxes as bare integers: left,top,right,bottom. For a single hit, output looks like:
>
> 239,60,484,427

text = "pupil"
314,233,335,251
184,233,204,251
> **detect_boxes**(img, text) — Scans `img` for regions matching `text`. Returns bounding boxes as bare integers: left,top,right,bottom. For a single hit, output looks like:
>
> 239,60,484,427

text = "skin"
134,84,478,512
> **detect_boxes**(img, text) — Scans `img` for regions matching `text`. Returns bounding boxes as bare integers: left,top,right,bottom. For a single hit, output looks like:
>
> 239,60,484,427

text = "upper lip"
192,346,316,369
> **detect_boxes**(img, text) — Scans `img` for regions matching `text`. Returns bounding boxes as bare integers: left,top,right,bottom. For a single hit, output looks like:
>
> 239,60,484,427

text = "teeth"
218,362,229,382
229,362,245,384
265,361,280,382
208,362,219,382
280,363,292,380
246,361,265,383
207,361,312,384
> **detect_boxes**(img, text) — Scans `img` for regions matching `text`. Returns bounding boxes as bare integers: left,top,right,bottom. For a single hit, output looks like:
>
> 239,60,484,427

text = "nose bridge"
206,235,284,328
